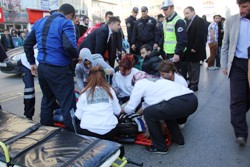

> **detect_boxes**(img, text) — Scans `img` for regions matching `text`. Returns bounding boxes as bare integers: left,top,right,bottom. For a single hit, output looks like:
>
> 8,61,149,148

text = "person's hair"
107,16,121,24
202,15,207,20
140,44,152,52
237,0,250,5
105,11,113,17
158,60,176,73
119,55,134,71
82,15,89,21
157,14,164,20
81,66,113,99
74,15,80,19
213,15,221,19
185,6,195,12
59,4,75,17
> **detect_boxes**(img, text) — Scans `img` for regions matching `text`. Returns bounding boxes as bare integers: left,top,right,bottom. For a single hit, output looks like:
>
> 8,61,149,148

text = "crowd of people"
0,0,247,155
0,28,29,51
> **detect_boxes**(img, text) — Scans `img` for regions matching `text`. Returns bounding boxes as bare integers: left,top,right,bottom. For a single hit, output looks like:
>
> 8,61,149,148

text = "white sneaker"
207,67,216,70
214,66,220,70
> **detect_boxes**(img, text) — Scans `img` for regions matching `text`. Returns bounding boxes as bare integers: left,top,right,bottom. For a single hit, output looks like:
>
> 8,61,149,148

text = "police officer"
125,7,138,46
131,6,160,55
161,0,187,63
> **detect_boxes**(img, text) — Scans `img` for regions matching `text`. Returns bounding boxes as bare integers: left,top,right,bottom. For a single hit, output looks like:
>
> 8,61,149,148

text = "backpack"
77,23,101,46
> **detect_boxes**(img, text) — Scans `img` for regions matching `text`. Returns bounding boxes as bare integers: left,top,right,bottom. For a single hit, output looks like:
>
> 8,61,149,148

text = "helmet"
162,0,174,9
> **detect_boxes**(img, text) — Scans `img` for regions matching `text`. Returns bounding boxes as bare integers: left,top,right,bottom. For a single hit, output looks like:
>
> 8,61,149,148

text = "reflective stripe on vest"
163,15,182,54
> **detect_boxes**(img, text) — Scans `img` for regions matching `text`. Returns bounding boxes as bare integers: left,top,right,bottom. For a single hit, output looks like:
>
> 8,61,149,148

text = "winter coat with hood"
75,48,114,90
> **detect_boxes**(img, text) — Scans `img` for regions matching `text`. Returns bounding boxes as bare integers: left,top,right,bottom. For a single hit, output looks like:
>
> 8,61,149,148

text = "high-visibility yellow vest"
163,15,182,54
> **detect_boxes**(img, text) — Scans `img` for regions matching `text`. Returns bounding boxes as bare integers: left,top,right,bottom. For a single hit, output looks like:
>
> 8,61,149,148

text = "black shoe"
26,116,33,120
145,146,168,154
235,137,246,146
171,138,185,147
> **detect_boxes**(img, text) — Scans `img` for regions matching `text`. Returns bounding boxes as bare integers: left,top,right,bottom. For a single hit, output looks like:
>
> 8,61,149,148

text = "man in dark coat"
131,6,160,55
182,6,205,91
140,44,162,76
125,7,138,46
0,43,7,62
77,16,121,62
1,30,15,51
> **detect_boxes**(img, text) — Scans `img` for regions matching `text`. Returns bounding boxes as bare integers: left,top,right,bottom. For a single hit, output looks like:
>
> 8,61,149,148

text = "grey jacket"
221,14,240,74
75,48,114,90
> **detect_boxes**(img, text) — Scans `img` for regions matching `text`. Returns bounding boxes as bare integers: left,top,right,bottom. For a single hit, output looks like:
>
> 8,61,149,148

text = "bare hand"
31,65,37,76
153,43,158,50
131,44,136,51
222,68,228,76
173,54,180,62
191,49,196,53
105,68,113,75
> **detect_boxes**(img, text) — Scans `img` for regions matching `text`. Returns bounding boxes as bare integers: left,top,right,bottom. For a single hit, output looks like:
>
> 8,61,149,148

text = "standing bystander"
221,0,250,146
24,4,78,131
207,15,221,70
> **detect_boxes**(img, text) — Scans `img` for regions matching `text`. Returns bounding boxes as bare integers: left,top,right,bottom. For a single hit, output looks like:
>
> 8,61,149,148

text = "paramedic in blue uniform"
131,6,160,55
24,4,78,131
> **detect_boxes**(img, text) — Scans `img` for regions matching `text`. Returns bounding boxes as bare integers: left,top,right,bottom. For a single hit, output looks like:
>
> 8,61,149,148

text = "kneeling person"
123,71,198,154
75,66,121,140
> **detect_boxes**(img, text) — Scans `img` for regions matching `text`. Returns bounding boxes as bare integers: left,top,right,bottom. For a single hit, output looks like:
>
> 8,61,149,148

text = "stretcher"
0,111,125,167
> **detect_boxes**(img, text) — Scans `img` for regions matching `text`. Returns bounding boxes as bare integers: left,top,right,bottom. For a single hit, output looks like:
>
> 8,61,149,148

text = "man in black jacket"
1,30,15,51
131,6,160,55
125,7,138,46
140,44,162,76
182,6,205,91
78,17,121,63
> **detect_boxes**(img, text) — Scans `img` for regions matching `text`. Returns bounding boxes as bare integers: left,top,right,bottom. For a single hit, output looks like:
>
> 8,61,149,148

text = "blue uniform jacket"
24,12,78,66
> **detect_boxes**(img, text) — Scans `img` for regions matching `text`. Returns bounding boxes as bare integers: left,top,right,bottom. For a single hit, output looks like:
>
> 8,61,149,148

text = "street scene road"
0,64,250,167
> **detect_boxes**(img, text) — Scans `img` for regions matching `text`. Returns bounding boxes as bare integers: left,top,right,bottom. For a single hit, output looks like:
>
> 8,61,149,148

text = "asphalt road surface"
0,64,250,167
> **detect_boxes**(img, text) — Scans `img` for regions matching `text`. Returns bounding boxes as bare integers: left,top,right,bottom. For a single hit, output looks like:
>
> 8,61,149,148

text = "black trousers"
76,119,118,141
143,94,198,150
22,65,35,118
188,62,200,86
230,57,250,139
38,63,76,131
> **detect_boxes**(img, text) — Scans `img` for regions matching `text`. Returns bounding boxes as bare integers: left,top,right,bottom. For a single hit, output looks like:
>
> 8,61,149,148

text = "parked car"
0,47,24,74
0,47,38,75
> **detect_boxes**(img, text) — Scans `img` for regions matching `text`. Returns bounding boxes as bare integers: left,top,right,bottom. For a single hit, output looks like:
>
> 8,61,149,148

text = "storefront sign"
41,0,50,10
3,11,28,23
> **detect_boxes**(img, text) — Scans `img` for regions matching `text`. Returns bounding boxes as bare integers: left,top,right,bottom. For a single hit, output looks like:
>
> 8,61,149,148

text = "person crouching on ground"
75,48,114,91
75,66,121,140
123,71,198,154
159,60,189,129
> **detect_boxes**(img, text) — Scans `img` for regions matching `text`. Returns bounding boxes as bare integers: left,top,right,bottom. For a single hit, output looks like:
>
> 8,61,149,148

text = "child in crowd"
75,66,121,140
